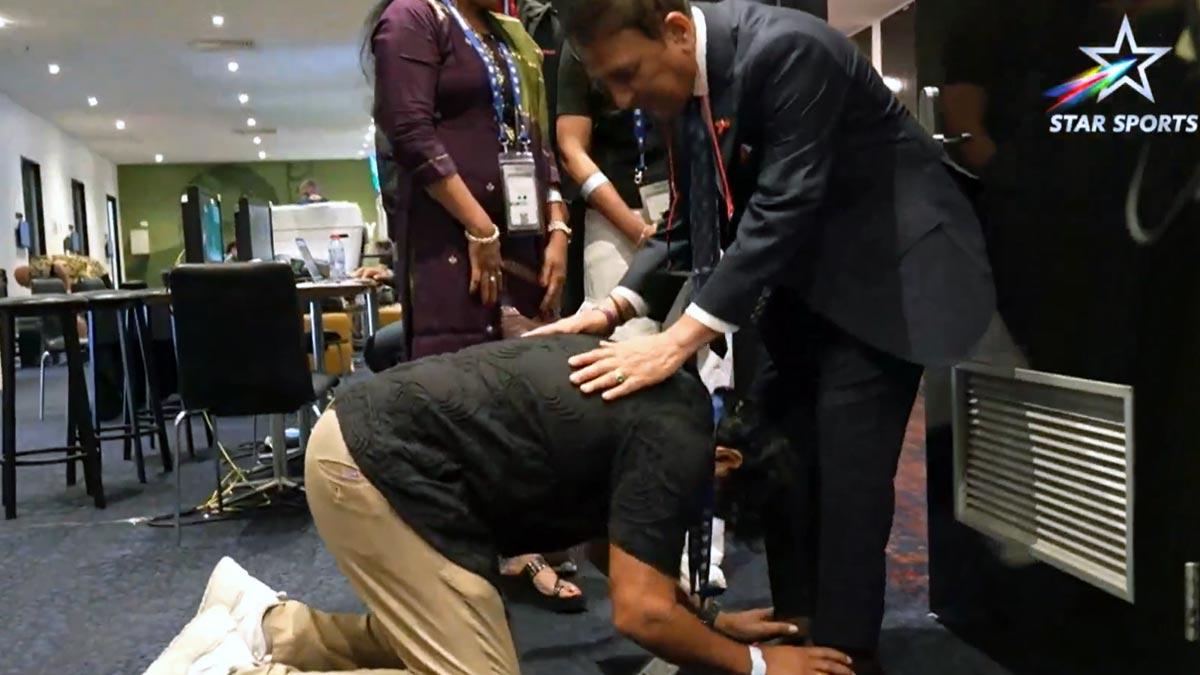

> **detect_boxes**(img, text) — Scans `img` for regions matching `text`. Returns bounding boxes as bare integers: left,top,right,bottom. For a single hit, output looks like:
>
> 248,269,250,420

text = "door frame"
105,194,123,284
20,157,46,255
70,178,90,255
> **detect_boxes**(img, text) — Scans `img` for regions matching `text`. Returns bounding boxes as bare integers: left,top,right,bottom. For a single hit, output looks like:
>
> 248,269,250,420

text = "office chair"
168,263,338,541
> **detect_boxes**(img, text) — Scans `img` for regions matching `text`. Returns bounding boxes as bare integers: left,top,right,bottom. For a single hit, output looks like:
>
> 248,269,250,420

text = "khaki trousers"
237,409,520,675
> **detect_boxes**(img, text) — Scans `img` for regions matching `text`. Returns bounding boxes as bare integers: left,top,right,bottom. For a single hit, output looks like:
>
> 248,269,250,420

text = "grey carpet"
0,365,1013,675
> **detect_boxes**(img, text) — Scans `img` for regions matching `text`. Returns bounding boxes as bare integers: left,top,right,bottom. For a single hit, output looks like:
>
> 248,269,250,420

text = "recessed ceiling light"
155,154,164,163
238,93,249,105
0,17,10,29
115,119,126,130
227,61,239,73
87,96,98,107
246,117,257,127
357,150,366,157
258,150,267,160
252,136,262,145
212,15,225,27
48,63,61,75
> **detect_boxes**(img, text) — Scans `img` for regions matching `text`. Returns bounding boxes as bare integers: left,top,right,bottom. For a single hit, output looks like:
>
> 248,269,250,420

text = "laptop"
295,237,324,281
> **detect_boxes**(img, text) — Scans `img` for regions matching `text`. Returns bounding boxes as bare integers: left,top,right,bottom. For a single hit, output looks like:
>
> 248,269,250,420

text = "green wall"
117,159,378,285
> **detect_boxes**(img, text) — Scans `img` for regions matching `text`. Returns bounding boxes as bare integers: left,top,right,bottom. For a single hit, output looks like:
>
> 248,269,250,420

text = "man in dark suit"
530,0,995,669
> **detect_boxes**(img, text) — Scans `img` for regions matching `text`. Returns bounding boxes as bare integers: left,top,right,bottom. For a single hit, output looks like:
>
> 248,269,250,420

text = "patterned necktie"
684,96,723,294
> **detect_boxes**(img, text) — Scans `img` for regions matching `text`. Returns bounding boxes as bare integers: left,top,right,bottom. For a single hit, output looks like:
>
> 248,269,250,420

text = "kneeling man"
148,336,853,675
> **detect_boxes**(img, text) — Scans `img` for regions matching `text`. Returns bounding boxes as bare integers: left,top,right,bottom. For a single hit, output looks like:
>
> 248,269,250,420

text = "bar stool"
78,289,173,483
0,294,105,519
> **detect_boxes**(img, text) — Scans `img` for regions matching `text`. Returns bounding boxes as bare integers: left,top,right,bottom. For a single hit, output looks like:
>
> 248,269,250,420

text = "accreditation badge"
499,151,543,236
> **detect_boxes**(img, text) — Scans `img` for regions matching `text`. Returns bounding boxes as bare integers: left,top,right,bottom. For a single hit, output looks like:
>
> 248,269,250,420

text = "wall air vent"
952,363,1135,602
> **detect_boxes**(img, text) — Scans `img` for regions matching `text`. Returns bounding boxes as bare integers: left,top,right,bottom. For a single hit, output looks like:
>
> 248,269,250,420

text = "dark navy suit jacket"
620,0,995,366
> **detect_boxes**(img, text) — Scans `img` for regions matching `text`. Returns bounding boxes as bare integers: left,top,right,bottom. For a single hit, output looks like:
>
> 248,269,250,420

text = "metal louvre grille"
952,363,1135,602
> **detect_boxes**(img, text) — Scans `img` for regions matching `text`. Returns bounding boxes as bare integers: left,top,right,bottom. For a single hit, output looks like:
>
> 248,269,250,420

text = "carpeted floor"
0,366,1014,675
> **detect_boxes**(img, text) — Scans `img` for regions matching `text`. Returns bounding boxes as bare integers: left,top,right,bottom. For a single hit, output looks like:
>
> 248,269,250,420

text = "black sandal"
497,557,587,614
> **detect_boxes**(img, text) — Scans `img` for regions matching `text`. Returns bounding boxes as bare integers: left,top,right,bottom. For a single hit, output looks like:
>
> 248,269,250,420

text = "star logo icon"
1080,15,1171,103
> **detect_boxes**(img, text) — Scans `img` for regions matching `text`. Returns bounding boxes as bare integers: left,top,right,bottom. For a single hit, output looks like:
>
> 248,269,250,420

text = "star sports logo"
1046,15,1196,134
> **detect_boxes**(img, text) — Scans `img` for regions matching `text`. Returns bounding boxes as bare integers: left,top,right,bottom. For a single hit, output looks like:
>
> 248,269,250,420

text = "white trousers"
579,209,660,340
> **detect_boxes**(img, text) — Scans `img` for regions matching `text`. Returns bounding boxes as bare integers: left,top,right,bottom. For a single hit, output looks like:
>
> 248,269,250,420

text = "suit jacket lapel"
698,2,741,240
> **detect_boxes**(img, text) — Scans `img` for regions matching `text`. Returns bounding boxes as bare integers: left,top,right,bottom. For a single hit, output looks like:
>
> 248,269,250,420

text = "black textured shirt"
335,335,713,583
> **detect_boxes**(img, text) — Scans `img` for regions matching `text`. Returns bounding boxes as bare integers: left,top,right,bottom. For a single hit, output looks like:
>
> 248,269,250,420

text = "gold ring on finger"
614,371,627,385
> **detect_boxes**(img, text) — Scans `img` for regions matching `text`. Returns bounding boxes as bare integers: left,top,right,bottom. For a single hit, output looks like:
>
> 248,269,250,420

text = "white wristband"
547,187,564,204
580,171,611,201
748,645,767,675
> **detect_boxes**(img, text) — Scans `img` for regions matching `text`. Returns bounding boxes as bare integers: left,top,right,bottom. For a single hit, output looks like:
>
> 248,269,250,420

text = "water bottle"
328,234,346,280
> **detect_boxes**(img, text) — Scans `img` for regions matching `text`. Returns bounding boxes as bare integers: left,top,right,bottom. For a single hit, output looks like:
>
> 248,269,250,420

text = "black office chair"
168,263,338,540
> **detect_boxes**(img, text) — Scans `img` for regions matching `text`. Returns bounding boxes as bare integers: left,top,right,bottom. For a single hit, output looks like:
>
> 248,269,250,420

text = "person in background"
62,224,82,254
14,253,108,292
296,179,329,204
556,41,662,339
14,212,32,251
363,0,577,610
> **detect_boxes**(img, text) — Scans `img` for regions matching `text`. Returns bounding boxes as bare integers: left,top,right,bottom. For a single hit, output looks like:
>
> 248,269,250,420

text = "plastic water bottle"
328,234,346,280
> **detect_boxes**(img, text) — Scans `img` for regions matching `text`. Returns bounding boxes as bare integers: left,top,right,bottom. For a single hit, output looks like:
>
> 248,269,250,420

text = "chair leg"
132,304,172,472
174,410,187,545
62,309,104,510
2,314,18,519
117,311,146,484
38,351,49,421
186,413,197,459
208,414,223,514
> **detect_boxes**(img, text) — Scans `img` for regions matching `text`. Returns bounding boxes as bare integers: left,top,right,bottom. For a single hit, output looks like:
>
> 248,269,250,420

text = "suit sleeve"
616,127,693,322
690,37,849,328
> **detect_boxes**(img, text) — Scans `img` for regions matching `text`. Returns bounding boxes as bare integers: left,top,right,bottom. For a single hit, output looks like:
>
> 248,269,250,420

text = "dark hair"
361,0,395,79
712,388,796,547
562,0,689,48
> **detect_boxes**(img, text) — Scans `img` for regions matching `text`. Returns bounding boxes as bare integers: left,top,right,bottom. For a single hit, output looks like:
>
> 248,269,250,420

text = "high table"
297,279,379,375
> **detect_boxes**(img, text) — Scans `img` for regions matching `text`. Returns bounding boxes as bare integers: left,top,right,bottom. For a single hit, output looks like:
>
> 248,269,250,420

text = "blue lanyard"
442,0,530,152
633,108,647,185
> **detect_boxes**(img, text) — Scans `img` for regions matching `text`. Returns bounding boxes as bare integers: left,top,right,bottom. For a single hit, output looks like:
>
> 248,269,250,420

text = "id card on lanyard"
632,108,671,226
443,0,544,237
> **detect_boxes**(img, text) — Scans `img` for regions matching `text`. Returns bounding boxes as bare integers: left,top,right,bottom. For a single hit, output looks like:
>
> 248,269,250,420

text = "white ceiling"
828,0,914,36
0,0,377,165
0,0,910,166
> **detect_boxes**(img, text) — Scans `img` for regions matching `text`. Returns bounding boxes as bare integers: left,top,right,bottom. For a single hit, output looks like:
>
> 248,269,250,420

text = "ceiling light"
252,136,262,145
883,76,905,93
87,96,98,107
227,61,239,73
246,117,257,127
258,150,267,160
0,17,10,29
115,119,126,130
155,154,164,163
357,150,366,157
48,63,61,75
212,15,225,27
238,93,249,105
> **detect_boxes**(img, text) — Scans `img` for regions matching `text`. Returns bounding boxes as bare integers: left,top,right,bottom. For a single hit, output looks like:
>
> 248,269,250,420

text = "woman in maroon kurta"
372,0,568,359
366,0,581,611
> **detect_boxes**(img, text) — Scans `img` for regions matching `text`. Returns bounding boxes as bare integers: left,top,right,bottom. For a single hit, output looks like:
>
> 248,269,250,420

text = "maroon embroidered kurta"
373,0,557,358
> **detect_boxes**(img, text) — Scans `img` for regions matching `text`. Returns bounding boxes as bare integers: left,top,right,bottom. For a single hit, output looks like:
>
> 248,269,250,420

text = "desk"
297,280,379,374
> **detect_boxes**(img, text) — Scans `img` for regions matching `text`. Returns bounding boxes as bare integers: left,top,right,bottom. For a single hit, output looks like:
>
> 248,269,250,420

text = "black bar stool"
0,293,105,519
78,289,173,483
